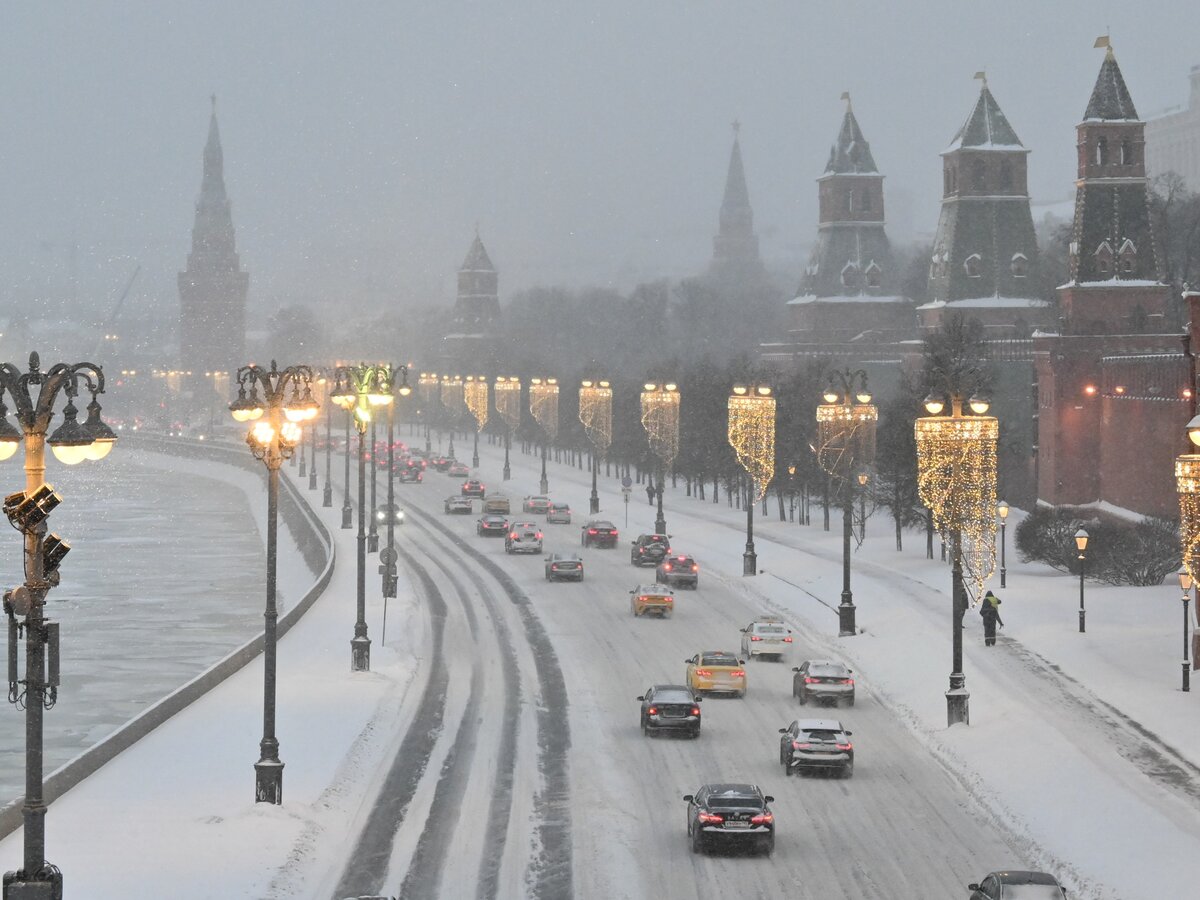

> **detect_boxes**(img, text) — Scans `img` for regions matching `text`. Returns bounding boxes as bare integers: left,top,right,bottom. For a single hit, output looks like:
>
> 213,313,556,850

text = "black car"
968,870,1068,899
683,784,775,856
373,503,405,526
792,660,855,707
476,514,509,536
630,533,671,566
637,685,700,738
581,519,619,548
431,456,453,472
544,553,584,582
396,462,423,483
656,554,698,588
461,479,486,498
778,718,854,778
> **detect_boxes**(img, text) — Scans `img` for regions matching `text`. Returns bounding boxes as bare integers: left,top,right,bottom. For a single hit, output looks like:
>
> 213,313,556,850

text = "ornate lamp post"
640,382,679,535
418,372,439,455
916,391,998,727
997,501,1009,588
495,376,521,480
1177,569,1192,693
228,361,318,805
1074,528,1089,633
579,379,613,514
340,392,353,529
464,375,489,469
728,384,775,576
440,375,464,460
331,364,393,672
367,415,380,553
378,366,411,603
1,352,117,898
1174,416,1200,689
815,370,877,636
529,378,559,495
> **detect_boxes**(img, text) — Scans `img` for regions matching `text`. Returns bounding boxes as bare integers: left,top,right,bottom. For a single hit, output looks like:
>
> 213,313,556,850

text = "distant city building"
178,97,248,378
784,98,912,343
918,77,1053,337
709,123,764,280
1145,64,1200,190
441,230,501,371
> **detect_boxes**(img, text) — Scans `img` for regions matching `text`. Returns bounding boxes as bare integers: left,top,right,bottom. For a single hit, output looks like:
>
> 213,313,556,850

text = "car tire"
690,826,704,855
842,761,854,779
736,691,746,699
690,728,700,739
847,696,855,707
760,836,775,857
798,689,808,706
640,717,648,736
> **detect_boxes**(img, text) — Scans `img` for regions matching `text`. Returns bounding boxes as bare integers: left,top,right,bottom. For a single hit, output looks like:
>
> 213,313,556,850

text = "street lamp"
529,378,559,495
418,372,439,455
228,361,317,806
1178,568,1192,692
997,501,1009,588
816,369,877,636
440,375,464,460
331,364,394,672
309,372,327,495
1075,527,1089,633
640,382,679,535
377,365,412,605
579,379,613,514
728,384,775,576
464,375,488,469
494,376,521,481
1173,417,1200,689
916,391,998,727
1,352,117,898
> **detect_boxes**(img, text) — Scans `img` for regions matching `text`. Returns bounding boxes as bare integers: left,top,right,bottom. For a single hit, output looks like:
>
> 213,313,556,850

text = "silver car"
739,617,793,660
546,502,572,524
505,522,544,554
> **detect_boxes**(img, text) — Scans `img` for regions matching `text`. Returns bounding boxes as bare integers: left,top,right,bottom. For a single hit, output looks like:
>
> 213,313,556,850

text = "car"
630,533,671,566
581,519,619,548
968,871,1069,899
656,554,698,589
779,718,854,778
792,660,855,707
685,650,746,697
522,495,552,514
431,456,452,472
461,479,486,498
630,584,674,618
637,684,701,737
448,463,470,478
545,502,572,524
505,523,544,554
683,784,775,856
739,616,794,661
483,493,511,514
476,514,509,536
396,461,423,482
444,496,473,514
373,502,405,526
544,553,584,582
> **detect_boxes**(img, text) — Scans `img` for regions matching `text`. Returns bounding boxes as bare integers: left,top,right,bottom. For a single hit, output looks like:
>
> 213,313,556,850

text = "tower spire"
1085,37,1137,120
709,123,762,277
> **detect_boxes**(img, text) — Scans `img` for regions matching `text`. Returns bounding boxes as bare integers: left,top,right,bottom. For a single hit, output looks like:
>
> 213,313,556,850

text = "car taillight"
509,533,517,539
793,742,810,750
550,565,559,571
536,533,543,539
690,707,700,716
691,564,698,572
663,563,672,571
588,529,597,534
750,813,773,825
842,678,854,685
804,676,819,684
638,548,645,554
732,670,745,678
647,707,657,715
750,636,762,641
694,669,711,677
783,636,792,642
836,743,853,751
697,812,724,824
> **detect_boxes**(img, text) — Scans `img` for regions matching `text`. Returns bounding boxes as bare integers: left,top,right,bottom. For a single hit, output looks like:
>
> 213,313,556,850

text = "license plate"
725,821,750,829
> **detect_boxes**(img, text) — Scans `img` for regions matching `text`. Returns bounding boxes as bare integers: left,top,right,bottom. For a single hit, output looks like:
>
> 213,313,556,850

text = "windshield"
707,795,762,810
810,665,849,678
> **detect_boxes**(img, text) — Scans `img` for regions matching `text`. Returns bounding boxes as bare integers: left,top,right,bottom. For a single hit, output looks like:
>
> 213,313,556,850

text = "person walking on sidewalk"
980,590,1004,646
646,482,656,506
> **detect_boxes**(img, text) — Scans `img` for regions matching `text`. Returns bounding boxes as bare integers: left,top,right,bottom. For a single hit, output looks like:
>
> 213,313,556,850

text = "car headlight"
395,511,405,522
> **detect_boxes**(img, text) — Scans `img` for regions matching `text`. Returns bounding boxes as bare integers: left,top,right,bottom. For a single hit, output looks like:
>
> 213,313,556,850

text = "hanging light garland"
728,385,776,501
494,376,522,430
815,371,876,482
1176,454,1200,581
579,379,613,454
418,372,439,418
529,377,559,440
916,398,998,601
640,382,680,469
440,374,464,418
464,375,489,432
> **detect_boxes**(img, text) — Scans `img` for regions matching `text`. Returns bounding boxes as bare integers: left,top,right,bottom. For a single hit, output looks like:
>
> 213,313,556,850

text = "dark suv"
637,684,701,738
683,783,775,856
778,718,854,778
581,519,619,548
656,554,698,588
630,533,671,566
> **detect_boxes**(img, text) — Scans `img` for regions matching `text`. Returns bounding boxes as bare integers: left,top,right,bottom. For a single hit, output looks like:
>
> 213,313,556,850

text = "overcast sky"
2,1,1198,330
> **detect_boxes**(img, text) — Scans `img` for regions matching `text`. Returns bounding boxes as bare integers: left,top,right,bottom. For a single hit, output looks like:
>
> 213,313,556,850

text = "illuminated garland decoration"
815,403,877,481
494,376,521,430
464,376,489,431
440,375,464,418
529,378,559,440
578,380,613,453
915,414,998,602
640,385,680,468
1176,454,1200,581
728,390,776,501
418,372,440,419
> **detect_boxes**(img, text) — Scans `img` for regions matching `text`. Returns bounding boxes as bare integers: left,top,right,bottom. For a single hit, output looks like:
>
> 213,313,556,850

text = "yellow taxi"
630,584,674,618
685,650,747,697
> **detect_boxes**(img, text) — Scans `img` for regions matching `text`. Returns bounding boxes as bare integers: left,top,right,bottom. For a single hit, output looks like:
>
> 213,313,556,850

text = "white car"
522,495,552,513
546,502,572,524
505,522,544,554
739,617,794,661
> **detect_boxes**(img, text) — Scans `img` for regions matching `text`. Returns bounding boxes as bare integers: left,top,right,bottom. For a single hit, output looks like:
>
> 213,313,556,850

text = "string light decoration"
494,376,522,430
816,405,877,480
529,377,559,439
464,375,489,431
440,374,464,419
915,397,998,601
578,379,613,454
1176,454,1200,581
418,371,439,415
728,385,775,501
640,382,680,469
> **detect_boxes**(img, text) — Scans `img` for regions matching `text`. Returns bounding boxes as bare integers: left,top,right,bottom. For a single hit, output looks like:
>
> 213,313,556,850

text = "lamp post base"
254,758,284,805
351,635,371,672
473,451,480,468
742,549,756,576
3,869,62,899
309,469,318,491
1079,610,1086,633
341,505,352,529
946,678,970,727
540,476,549,495
298,458,306,478
1184,661,1191,693
322,483,333,507
590,494,599,514
838,600,856,637
1000,567,1006,589
367,531,379,553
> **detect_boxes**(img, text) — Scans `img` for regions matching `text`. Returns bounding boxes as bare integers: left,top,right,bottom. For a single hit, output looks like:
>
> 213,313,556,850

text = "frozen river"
0,446,268,802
